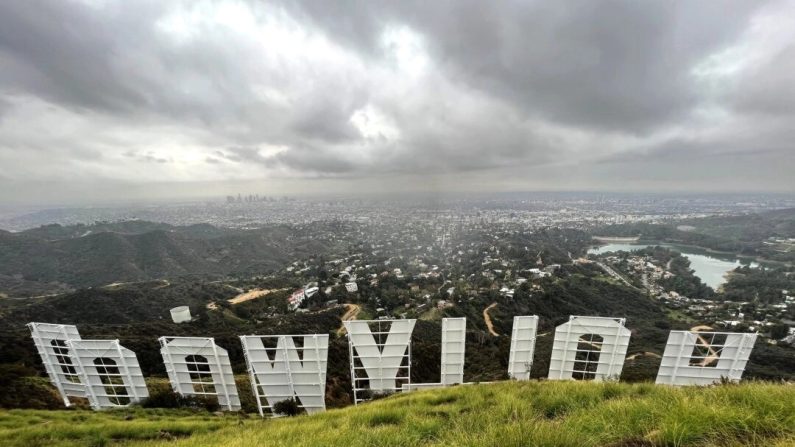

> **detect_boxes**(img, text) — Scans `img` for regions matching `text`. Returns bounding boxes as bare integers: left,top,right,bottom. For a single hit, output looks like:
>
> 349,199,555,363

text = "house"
437,300,453,310
288,290,306,310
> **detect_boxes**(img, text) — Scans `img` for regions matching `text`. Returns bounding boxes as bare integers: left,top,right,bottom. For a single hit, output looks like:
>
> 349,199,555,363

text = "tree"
770,324,790,340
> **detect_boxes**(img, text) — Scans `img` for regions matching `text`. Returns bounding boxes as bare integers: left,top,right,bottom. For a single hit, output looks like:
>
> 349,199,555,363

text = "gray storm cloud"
0,0,793,204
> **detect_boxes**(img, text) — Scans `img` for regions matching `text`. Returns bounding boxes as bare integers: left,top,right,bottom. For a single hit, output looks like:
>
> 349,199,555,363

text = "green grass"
1,381,793,447
665,308,695,324
0,407,228,447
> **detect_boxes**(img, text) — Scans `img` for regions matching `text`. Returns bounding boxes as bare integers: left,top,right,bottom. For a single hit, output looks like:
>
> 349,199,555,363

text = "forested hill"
594,207,795,263
15,221,233,241
678,207,795,241
16,221,177,240
0,221,341,296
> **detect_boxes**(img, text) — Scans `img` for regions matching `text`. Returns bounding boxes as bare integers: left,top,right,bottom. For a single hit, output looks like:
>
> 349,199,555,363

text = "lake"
587,243,759,290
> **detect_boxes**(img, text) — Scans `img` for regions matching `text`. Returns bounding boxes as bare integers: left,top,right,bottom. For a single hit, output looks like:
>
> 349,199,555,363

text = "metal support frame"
27,322,86,406
27,318,762,415
240,334,329,417
508,316,539,380
440,317,466,385
548,316,630,381
655,331,758,386
346,319,415,405
67,339,149,410
158,336,241,411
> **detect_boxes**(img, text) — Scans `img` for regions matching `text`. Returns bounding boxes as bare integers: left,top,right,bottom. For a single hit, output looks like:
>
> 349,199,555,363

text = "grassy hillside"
1,381,793,447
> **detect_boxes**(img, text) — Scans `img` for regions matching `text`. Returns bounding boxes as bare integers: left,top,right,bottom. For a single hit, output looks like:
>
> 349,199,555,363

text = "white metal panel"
345,319,415,404
240,334,329,417
68,339,149,410
27,322,87,406
170,306,191,323
655,331,757,386
158,337,241,411
440,318,466,385
548,316,631,381
508,316,539,380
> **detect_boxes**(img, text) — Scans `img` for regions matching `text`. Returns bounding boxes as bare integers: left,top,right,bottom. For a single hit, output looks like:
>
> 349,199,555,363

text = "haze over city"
0,0,794,206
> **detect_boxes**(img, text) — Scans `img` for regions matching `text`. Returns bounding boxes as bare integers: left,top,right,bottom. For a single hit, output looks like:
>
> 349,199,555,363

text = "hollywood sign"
28,316,758,415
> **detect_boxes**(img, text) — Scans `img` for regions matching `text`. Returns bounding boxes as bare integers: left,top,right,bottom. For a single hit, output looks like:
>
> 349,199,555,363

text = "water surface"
587,243,758,289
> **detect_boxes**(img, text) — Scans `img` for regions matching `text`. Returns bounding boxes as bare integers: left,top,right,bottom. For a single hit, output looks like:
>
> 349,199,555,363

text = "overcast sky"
0,0,793,205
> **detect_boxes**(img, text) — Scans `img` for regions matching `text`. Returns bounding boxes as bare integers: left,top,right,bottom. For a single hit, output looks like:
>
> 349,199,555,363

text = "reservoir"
587,243,759,290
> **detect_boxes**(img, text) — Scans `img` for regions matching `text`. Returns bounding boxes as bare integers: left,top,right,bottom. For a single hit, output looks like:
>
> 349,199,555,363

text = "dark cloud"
0,1,159,113
0,0,792,203
286,1,762,132
223,147,269,165
271,145,359,174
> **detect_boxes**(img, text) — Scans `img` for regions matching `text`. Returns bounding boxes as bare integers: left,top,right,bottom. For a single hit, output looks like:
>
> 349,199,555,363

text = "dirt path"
103,278,170,289
336,304,361,336
206,287,287,310
483,302,499,337
228,288,284,305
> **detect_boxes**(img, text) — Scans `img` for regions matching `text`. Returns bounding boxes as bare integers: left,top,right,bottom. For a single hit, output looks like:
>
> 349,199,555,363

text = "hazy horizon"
1,1,794,205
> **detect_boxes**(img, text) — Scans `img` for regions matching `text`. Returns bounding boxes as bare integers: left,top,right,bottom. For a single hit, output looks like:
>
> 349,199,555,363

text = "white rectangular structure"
508,316,539,380
159,337,241,411
440,318,466,385
345,319,415,404
27,322,87,406
68,339,149,410
548,316,631,381
655,331,758,386
240,334,329,417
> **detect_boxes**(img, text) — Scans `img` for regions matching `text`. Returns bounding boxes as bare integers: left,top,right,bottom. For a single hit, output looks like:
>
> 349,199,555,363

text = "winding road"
483,302,499,336
595,261,642,291
336,304,361,336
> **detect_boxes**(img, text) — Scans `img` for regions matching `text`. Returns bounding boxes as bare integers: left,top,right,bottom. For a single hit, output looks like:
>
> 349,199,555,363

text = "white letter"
159,337,241,411
508,316,539,380
68,339,149,410
441,318,466,385
27,322,86,406
345,319,415,402
240,334,328,416
548,316,630,381
655,331,757,386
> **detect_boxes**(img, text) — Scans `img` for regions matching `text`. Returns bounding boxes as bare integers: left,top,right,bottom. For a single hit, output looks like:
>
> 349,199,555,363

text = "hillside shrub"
0,364,63,409
141,388,220,412
272,398,302,416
